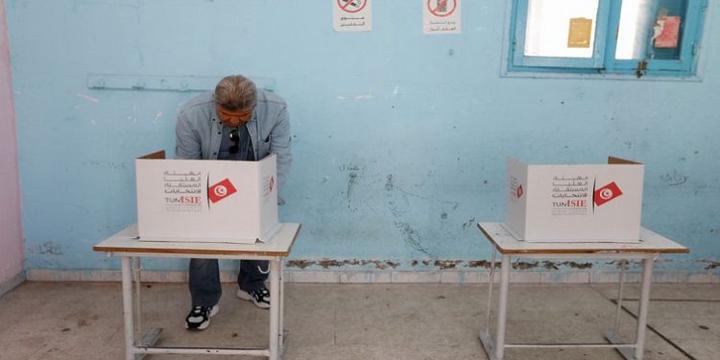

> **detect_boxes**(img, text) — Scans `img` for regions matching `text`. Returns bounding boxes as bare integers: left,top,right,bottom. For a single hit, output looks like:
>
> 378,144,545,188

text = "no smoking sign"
427,0,458,18
337,0,368,13
333,0,372,32
423,0,461,34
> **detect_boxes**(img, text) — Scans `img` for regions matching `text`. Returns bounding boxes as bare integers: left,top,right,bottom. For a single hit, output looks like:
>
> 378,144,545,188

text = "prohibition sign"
427,0,457,18
337,0,367,14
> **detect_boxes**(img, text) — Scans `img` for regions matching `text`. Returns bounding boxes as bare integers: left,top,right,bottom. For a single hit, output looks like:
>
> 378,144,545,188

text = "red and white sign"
505,157,644,243
136,153,280,243
338,0,367,13
334,0,372,32
209,178,237,204
594,181,623,207
654,16,681,49
428,0,457,17
423,0,461,35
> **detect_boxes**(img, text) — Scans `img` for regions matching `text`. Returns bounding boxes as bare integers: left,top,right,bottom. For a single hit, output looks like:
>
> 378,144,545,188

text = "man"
175,75,291,330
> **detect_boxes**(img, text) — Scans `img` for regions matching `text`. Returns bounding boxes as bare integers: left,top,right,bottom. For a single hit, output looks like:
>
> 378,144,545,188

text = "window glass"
616,0,688,60
524,0,600,58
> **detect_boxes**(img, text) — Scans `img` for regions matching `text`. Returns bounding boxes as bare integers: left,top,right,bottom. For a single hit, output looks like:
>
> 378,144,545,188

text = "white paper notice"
334,0,372,32
423,0,461,35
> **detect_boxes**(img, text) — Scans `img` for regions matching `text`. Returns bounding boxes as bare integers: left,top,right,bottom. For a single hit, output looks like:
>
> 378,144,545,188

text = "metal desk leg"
479,250,498,359
612,260,627,337
121,257,136,360
634,257,655,360
496,255,511,360
269,258,281,360
132,257,142,341
279,259,285,355
485,249,497,335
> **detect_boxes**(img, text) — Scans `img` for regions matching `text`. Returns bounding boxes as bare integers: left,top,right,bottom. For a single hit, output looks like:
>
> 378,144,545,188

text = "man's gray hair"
214,75,257,111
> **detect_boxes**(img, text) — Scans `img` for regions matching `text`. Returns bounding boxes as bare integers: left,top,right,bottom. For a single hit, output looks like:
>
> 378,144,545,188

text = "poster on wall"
333,0,372,32
567,17,593,48
423,0,461,34
653,16,681,48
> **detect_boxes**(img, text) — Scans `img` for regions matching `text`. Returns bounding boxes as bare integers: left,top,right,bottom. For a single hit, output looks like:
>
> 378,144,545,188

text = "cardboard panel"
135,151,279,243
505,157,644,242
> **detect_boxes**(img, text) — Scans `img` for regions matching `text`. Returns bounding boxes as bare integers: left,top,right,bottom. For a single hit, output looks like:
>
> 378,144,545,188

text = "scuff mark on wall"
467,260,495,269
32,241,63,255
395,221,432,257
280,259,720,272
661,170,688,186
286,259,400,270
411,260,435,266
340,162,365,212
346,172,358,202
76,94,100,103
81,161,128,170
513,261,538,270
434,260,462,270
560,261,593,269
354,93,374,100
392,185,459,209
286,260,314,269
385,174,394,191
462,217,476,231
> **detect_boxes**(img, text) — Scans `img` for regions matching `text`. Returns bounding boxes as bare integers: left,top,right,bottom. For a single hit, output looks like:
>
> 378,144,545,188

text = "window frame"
506,0,710,78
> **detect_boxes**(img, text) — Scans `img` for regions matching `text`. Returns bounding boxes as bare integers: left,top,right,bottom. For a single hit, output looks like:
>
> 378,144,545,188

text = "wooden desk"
477,222,688,360
94,223,301,360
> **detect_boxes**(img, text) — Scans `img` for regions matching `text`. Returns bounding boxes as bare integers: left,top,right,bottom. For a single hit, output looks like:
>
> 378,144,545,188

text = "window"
508,0,709,77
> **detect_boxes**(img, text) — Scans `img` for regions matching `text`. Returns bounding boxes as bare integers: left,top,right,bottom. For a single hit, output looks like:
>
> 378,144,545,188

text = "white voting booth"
135,150,280,244
505,157,644,243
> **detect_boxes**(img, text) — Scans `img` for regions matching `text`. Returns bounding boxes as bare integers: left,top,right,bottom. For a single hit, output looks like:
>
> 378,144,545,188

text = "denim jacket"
174,90,291,189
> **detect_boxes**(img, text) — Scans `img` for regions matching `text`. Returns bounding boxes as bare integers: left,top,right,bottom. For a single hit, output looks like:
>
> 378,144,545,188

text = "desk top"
478,223,688,255
93,223,301,257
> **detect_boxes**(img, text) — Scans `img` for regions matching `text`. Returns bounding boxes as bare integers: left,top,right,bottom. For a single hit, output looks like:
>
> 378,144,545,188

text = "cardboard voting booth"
135,150,280,243
505,157,644,243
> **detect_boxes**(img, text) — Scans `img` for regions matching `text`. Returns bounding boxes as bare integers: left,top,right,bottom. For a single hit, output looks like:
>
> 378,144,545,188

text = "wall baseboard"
25,269,720,284
0,271,26,298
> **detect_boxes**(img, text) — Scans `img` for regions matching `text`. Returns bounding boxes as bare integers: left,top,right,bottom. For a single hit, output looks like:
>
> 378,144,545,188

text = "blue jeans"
188,259,269,307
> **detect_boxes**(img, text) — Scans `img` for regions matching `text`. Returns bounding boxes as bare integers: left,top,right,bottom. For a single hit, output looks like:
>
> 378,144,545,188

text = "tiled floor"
0,282,717,360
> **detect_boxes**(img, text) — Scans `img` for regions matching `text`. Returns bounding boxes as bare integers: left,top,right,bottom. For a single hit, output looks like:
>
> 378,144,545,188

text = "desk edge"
93,223,302,257
476,222,690,255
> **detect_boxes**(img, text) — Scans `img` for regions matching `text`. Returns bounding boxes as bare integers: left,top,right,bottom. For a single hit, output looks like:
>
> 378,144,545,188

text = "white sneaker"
236,287,270,309
184,304,219,330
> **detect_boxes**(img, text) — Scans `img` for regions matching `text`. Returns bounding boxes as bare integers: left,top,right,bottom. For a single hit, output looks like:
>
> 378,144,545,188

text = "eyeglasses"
229,129,239,154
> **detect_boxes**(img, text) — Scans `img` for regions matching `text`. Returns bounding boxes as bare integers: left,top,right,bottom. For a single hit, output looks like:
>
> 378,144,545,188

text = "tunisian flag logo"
594,181,623,207
208,178,237,204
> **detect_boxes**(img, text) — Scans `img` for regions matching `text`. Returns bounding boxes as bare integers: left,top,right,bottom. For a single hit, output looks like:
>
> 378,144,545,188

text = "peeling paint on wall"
286,259,400,270
284,259,595,271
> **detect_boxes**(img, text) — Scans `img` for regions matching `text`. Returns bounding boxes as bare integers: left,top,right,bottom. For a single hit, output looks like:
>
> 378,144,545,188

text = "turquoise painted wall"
5,0,719,274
